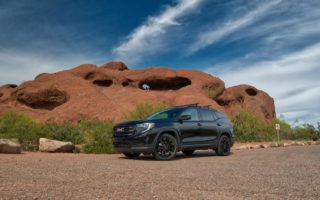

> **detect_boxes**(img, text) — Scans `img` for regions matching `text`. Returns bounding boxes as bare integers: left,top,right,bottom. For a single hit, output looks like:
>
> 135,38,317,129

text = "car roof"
173,103,218,112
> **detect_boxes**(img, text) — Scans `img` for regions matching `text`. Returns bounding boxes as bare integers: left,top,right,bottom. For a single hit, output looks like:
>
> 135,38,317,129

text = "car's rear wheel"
153,134,178,160
123,152,140,158
182,150,195,156
215,135,231,156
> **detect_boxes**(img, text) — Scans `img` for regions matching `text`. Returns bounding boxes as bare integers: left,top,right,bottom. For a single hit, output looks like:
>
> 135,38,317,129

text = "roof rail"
174,103,199,107
202,105,212,108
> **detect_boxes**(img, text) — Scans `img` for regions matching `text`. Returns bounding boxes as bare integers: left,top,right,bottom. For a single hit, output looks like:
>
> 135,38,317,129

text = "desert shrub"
232,110,320,142
79,120,115,153
42,122,84,144
203,88,217,99
231,109,271,142
0,112,41,151
0,112,116,153
293,123,318,141
126,102,168,120
1,110,317,153
269,118,294,140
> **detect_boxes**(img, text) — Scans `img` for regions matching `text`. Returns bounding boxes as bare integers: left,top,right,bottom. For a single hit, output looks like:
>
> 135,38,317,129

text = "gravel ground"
1,146,319,200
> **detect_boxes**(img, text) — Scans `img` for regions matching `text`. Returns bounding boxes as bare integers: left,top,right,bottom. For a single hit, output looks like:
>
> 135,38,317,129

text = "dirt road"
1,146,319,200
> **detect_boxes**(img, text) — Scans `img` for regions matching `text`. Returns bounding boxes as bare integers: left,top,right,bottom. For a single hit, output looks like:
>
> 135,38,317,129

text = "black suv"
113,104,233,160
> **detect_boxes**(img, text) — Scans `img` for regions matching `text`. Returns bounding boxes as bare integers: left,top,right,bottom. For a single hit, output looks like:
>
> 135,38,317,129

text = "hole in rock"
245,88,258,96
8,84,17,88
122,79,133,87
215,96,244,107
93,79,113,87
216,99,230,106
139,77,191,91
0,93,3,98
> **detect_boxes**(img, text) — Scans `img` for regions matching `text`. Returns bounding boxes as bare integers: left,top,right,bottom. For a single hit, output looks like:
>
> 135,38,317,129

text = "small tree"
126,102,168,120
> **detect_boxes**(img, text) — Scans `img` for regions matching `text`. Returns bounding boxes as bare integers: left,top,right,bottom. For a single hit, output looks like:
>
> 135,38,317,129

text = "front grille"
113,125,135,137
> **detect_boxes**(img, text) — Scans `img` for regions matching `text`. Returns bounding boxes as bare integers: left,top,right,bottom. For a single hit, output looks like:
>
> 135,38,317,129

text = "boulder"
283,142,291,147
214,85,275,123
239,145,250,150
294,141,306,146
0,139,22,154
39,138,74,153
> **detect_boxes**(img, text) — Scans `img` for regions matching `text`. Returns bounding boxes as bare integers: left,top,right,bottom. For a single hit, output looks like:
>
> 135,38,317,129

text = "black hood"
115,120,146,127
115,118,175,127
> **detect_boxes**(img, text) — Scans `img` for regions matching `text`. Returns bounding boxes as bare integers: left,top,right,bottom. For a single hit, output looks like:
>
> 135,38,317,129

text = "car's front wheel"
123,152,141,158
153,134,178,160
215,135,231,156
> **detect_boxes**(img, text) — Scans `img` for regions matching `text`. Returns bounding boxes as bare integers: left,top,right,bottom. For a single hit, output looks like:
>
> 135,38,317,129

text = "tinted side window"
211,111,219,120
179,108,199,121
200,109,215,121
214,111,228,120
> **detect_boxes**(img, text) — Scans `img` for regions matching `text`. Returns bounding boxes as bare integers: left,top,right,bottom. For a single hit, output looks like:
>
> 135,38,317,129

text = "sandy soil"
1,146,319,200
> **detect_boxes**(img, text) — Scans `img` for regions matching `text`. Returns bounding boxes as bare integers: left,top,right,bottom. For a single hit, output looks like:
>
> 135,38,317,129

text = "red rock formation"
0,61,275,123
214,85,275,121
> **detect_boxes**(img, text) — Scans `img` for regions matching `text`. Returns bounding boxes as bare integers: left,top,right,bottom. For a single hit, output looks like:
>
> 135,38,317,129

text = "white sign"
275,123,281,130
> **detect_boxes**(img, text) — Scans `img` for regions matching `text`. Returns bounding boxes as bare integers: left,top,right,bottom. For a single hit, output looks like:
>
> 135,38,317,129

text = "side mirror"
179,115,191,122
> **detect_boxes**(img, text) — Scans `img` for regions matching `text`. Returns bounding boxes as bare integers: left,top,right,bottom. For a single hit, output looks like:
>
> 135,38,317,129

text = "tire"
215,135,231,156
153,134,178,160
182,150,195,156
123,152,141,158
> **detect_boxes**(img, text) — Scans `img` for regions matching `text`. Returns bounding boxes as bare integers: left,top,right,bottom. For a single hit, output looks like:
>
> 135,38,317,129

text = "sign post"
275,123,281,143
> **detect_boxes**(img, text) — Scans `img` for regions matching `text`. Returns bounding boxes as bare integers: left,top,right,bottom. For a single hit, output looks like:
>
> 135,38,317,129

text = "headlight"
136,122,155,133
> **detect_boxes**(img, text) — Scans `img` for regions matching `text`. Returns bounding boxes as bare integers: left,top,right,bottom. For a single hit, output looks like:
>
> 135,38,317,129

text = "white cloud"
112,0,204,65
208,43,320,124
187,0,282,55
0,50,93,85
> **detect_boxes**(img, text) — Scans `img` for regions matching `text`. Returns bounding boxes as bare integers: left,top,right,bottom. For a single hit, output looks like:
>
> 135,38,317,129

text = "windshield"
147,108,182,120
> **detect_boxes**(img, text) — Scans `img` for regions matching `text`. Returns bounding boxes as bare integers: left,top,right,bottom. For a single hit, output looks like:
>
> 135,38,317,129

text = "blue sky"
1,0,320,123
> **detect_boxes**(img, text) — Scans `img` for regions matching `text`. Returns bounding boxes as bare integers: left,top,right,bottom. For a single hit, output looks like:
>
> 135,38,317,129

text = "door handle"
197,122,202,126
217,122,221,126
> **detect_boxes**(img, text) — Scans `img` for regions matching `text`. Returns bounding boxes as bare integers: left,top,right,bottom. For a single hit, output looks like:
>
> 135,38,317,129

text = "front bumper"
113,137,154,153
112,130,157,153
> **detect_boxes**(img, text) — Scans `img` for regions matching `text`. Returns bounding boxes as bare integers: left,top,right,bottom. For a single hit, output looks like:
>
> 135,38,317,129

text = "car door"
198,108,219,142
178,108,202,144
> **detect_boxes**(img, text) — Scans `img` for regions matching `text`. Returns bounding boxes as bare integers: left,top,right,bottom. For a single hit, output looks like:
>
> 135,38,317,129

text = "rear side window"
179,108,199,121
214,111,230,122
199,109,215,121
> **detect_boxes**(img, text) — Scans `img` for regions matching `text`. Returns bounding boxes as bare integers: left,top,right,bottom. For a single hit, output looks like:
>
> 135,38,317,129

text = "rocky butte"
0,61,275,123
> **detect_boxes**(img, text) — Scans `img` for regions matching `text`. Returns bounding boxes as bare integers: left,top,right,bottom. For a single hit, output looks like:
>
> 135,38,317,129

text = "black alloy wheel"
182,150,195,156
154,134,178,160
215,135,231,156
123,152,141,158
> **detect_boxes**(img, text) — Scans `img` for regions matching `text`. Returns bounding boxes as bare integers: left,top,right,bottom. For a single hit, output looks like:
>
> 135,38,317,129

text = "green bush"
42,122,84,145
293,124,318,141
126,102,168,120
0,112,116,153
231,109,272,142
0,109,318,153
79,120,115,153
232,109,319,142
203,88,217,99
0,112,41,151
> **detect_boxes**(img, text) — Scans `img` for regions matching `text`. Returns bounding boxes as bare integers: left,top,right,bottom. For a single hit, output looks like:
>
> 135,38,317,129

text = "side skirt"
180,140,219,151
